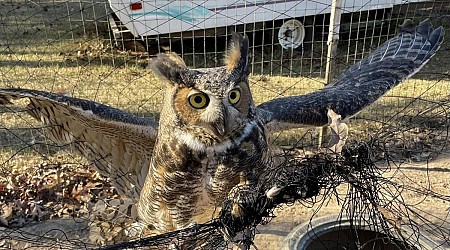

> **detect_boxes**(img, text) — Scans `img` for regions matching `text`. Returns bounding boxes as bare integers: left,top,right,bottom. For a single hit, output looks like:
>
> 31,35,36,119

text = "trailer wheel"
278,19,305,49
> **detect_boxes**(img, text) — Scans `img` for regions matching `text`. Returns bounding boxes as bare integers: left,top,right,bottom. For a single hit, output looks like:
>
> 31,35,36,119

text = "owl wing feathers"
258,19,445,132
0,88,158,200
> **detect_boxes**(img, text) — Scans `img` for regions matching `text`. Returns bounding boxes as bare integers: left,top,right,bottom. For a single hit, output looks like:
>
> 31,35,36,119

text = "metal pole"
325,0,343,84
318,0,343,148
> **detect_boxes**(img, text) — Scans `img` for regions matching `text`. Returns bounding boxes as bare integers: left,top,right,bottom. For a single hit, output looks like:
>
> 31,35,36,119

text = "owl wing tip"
400,19,445,53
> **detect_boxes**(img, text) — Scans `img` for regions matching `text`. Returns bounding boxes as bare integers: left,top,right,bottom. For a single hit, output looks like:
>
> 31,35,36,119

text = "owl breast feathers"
0,19,444,241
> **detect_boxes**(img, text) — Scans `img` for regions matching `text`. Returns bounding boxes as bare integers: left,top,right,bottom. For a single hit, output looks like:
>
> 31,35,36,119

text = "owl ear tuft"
150,53,190,86
225,33,251,76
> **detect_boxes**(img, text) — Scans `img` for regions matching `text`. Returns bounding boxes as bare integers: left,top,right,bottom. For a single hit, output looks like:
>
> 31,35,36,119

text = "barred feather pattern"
0,89,157,201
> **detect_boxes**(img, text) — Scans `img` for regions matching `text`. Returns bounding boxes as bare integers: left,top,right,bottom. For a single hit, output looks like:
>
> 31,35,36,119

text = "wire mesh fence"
0,0,450,249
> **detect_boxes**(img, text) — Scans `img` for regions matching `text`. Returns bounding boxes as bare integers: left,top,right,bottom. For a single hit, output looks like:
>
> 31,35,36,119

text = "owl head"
150,33,255,150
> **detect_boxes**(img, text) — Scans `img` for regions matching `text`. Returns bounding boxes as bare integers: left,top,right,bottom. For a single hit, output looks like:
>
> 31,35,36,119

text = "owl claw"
266,186,282,199
325,109,348,153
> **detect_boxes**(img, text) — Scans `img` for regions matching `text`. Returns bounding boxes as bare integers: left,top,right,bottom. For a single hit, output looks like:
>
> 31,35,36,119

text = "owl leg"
325,108,348,153
226,177,257,249
229,173,253,218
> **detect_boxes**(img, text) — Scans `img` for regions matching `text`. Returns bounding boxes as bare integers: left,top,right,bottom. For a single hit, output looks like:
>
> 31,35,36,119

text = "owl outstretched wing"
257,19,445,132
0,88,158,200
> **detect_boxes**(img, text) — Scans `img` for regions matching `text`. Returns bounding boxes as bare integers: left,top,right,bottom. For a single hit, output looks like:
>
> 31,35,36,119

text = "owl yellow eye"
188,93,209,109
228,89,241,105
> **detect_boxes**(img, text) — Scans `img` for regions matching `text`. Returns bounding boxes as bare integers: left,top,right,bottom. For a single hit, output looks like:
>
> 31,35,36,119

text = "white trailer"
108,0,429,49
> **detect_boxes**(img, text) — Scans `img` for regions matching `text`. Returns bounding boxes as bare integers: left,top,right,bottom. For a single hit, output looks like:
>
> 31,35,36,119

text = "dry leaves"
0,162,118,228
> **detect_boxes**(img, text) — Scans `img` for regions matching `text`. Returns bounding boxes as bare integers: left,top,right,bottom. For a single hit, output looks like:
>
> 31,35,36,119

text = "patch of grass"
0,1,449,172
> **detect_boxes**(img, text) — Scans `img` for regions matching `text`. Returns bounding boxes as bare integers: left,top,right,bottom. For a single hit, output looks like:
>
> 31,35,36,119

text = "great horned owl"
0,20,444,242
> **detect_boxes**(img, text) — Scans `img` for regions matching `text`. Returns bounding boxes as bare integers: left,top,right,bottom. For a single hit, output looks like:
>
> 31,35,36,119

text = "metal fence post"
318,0,343,148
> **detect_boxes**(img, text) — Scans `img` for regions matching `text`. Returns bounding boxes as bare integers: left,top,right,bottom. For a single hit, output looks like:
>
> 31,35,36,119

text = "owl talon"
325,109,348,153
266,186,282,199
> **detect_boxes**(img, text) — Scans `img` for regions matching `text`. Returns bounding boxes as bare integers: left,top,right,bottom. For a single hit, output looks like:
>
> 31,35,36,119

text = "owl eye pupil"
228,89,241,105
194,96,203,103
188,93,209,109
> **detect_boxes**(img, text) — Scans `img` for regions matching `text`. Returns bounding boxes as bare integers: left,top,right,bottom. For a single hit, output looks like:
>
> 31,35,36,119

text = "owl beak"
210,106,229,138
212,119,226,137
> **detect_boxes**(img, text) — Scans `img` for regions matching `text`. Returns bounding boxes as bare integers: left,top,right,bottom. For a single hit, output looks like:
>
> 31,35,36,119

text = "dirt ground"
254,152,450,249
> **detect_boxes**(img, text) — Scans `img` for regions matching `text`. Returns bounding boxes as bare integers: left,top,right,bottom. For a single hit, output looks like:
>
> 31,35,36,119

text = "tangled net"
93,138,450,249
2,131,449,249
1,96,450,249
